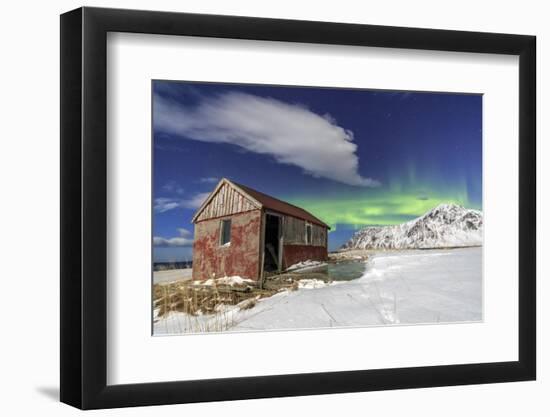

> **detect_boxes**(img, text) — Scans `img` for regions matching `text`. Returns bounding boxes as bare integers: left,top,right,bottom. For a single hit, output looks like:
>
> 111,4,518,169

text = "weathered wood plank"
195,182,260,222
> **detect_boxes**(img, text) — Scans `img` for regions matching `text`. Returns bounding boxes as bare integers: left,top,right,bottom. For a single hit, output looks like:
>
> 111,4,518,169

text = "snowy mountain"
341,203,483,250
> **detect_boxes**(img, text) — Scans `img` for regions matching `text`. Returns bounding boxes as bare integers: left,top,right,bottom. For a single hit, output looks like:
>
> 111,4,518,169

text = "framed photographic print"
60,7,536,409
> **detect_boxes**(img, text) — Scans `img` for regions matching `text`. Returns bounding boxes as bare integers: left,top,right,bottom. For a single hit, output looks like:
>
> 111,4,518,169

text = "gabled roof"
192,178,330,229
231,181,330,229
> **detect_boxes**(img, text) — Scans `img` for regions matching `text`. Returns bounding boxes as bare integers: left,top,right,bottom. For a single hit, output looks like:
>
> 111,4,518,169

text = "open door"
263,214,282,273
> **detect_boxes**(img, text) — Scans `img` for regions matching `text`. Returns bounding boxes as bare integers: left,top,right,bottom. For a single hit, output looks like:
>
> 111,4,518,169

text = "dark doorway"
263,214,281,273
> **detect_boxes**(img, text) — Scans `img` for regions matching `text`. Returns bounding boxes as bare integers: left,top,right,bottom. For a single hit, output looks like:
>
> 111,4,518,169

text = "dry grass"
153,272,341,333
238,297,259,310
180,309,238,333
153,272,326,319
154,281,276,318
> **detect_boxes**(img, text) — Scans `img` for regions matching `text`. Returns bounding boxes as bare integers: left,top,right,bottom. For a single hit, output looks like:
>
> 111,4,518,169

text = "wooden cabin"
191,178,330,283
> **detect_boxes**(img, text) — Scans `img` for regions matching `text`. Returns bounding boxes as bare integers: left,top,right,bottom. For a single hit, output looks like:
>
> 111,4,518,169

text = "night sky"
152,80,482,262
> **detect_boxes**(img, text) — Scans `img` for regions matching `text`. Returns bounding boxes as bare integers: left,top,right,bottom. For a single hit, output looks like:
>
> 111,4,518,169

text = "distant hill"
341,203,483,250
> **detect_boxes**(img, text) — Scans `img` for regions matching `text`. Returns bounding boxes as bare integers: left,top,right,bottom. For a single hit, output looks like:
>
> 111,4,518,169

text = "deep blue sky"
152,80,482,262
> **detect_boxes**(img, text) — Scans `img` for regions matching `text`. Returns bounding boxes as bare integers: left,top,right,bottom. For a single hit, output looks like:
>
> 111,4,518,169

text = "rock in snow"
341,203,482,250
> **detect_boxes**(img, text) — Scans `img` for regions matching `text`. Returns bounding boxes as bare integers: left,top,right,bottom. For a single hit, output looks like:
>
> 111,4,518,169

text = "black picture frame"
60,6,536,410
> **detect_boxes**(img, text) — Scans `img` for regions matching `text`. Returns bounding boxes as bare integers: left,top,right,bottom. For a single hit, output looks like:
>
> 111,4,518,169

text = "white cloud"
198,177,219,184
153,236,193,247
154,192,210,213
177,228,192,237
153,226,195,247
154,92,379,187
154,198,180,213
161,181,185,195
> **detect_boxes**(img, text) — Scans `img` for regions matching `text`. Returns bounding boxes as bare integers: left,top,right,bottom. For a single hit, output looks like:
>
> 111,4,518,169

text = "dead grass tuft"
153,271,333,319
154,281,276,318
238,297,258,310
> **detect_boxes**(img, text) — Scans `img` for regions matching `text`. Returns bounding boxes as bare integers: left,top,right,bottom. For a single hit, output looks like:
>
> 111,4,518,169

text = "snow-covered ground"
153,268,193,285
154,247,482,334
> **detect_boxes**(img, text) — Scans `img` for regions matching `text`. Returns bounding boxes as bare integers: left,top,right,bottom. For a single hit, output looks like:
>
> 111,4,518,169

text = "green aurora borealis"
288,177,480,232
